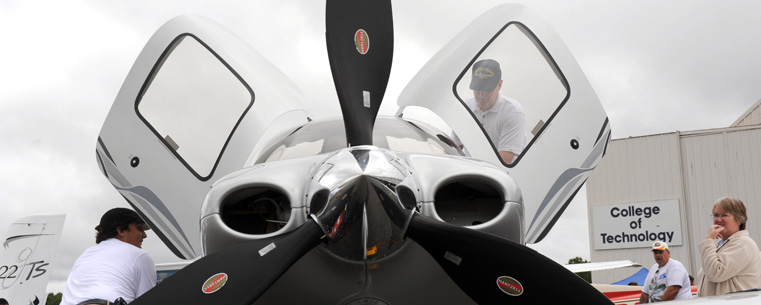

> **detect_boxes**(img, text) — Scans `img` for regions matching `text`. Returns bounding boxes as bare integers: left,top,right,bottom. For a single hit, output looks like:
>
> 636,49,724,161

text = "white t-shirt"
61,238,156,305
642,259,692,301
464,95,526,161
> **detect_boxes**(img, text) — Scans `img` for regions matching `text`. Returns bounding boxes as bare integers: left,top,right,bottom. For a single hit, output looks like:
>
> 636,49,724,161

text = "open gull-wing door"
397,4,610,243
95,15,310,259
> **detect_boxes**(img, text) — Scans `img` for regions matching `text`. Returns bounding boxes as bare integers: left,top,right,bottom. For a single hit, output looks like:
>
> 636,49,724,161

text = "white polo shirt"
464,95,526,160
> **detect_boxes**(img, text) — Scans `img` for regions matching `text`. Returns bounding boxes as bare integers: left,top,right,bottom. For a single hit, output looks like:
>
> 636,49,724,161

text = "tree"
47,292,62,305
567,256,592,283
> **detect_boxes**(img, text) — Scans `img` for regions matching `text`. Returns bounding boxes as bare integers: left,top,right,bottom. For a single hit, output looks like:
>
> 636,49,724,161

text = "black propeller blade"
326,0,394,146
130,221,324,305
371,179,611,304
405,215,613,304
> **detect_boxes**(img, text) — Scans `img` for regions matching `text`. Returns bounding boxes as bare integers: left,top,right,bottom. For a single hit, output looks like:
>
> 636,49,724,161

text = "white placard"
592,199,683,250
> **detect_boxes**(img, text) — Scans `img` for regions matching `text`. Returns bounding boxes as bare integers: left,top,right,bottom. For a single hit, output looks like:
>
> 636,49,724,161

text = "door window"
137,35,254,179
454,23,568,166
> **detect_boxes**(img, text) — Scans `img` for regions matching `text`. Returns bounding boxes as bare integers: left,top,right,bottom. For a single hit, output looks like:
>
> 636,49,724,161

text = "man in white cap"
639,241,692,302
460,59,526,165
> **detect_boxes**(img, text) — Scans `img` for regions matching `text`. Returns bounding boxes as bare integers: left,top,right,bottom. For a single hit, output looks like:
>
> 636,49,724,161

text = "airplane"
563,260,641,274
560,260,699,305
0,214,66,305
592,283,701,305
92,0,761,304
155,261,194,285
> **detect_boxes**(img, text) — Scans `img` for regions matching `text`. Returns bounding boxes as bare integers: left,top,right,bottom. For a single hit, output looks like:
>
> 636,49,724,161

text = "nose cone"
311,146,413,261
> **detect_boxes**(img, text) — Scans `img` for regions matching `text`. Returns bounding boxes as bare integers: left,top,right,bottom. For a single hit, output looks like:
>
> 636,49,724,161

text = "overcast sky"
2,0,761,295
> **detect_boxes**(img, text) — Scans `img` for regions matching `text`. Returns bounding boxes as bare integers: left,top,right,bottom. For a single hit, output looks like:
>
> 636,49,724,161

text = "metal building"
586,98,761,283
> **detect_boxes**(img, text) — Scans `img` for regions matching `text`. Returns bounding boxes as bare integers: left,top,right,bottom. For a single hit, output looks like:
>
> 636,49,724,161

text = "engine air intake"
221,187,291,234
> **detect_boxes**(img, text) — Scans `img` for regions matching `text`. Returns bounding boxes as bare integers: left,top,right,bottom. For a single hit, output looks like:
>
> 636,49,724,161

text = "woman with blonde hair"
696,197,761,296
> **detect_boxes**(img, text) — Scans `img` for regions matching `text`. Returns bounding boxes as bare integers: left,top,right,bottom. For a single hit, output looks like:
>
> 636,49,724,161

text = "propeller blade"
326,0,394,146
131,221,324,305
406,215,613,304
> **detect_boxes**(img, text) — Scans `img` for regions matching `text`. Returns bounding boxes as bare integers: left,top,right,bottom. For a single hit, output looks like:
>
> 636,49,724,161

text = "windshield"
256,117,463,164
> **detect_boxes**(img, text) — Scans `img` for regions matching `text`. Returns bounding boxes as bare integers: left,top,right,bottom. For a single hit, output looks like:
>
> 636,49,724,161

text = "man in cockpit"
461,59,526,164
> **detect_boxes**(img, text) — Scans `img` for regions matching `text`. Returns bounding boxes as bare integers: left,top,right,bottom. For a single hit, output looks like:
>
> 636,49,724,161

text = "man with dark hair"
459,59,526,165
0,297,9,305
61,208,156,305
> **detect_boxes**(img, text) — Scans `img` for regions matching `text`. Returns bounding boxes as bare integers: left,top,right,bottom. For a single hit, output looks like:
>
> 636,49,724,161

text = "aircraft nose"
311,146,413,261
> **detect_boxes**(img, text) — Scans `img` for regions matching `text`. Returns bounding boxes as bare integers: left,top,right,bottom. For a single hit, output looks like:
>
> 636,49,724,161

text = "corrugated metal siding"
726,129,761,256
680,132,729,275
681,127,761,273
587,133,689,284
587,133,682,203
586,126,761,284
732,98,761,127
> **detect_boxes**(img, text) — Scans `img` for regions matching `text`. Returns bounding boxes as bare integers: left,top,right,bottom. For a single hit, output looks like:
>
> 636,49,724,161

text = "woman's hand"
706,224,724,240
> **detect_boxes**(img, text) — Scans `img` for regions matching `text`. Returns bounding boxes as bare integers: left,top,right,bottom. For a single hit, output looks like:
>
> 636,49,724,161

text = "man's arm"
495,97,525,164
499,151,515,164
661,285,681,301
639,292,649,303
135,253,157,297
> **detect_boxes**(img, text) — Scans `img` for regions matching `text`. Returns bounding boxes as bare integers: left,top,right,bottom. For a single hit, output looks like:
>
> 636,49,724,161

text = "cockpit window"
374,119,463,155
454,22,568,167
386,137,448,155
257,118,463,164
136,34,253,179
264,139,325,163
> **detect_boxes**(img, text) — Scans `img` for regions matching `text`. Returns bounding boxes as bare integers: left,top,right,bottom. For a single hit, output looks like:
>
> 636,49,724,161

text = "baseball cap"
469,59,502,91
652,241,669,251
99,207,150,230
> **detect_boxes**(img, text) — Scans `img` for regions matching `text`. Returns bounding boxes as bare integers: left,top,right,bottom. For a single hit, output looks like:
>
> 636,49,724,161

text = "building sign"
592,199,683,250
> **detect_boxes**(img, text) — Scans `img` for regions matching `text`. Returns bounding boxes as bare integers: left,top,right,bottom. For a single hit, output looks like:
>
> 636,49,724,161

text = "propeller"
131,0,612,303
326,0,393,146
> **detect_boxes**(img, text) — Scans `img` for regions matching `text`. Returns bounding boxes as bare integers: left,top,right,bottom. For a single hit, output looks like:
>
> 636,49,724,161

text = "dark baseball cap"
99,207,150,230
469,59,502,91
